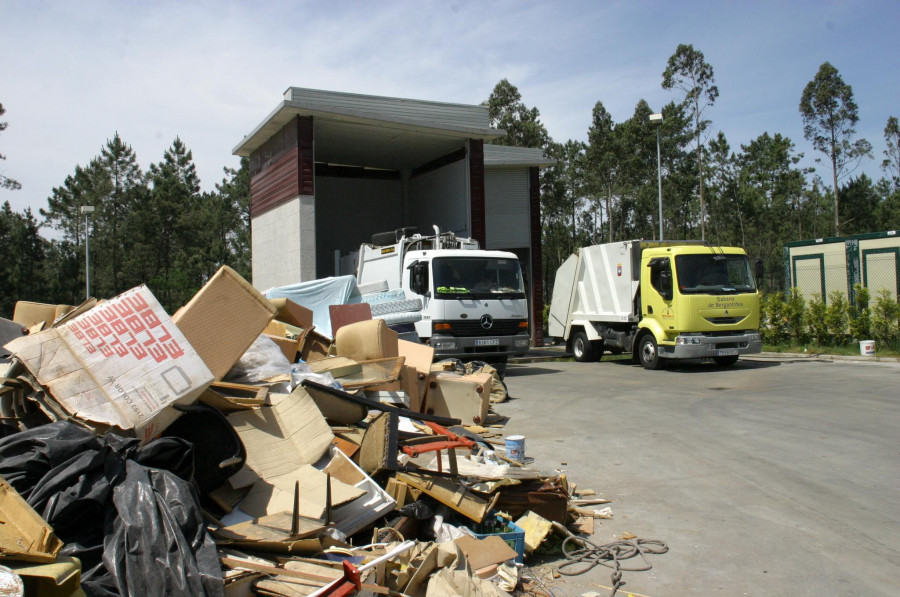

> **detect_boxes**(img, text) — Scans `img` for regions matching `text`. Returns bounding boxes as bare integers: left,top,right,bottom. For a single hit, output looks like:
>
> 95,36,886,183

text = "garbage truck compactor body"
548,240,762,369
356,227,531,365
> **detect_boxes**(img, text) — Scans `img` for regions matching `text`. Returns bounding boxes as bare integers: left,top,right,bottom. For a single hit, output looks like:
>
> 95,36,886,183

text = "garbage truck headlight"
514,337,530,348
432,339,458,351
676,336,702,345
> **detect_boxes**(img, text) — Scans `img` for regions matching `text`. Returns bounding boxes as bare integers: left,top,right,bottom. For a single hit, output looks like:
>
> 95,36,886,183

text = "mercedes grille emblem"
480,314,494,330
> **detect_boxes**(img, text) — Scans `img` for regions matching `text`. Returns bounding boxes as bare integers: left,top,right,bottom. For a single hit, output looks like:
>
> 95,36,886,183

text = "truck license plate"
475,338,500,347
717,348,739,356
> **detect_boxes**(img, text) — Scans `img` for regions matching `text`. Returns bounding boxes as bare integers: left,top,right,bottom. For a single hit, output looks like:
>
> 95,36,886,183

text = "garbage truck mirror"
407,261,429,295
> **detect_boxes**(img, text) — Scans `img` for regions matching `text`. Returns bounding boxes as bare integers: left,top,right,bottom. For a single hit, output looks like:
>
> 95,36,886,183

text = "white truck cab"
356,227,531,366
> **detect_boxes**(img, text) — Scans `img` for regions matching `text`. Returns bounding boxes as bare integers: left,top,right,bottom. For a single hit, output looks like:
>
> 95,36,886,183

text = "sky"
2,0,898,225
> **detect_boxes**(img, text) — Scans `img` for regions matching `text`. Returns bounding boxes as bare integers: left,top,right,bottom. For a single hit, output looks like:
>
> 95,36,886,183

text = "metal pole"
656,128,663,241
85,213,91,299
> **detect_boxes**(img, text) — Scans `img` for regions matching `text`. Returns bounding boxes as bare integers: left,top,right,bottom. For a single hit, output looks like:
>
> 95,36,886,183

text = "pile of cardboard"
0,268,607,597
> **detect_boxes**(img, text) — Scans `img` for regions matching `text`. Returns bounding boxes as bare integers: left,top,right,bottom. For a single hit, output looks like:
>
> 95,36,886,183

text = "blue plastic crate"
469,514,525,564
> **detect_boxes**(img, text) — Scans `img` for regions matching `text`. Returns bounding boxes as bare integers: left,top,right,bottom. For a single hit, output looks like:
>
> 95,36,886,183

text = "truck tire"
638,333,664,370
570,331,598,362
713,355,739,367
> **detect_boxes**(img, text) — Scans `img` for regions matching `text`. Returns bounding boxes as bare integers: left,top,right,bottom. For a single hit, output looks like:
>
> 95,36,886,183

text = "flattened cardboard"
307,356,362,379
173,265,277,380
227,390,335,488
269,297,314,330
5,286,213,440
0,476,63,563
264,334,300,363
300,330,333,361
455,535,518,570
237,464,364,519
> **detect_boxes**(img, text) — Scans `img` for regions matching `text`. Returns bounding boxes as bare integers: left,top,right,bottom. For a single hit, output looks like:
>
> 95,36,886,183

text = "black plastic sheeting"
0,421,223,597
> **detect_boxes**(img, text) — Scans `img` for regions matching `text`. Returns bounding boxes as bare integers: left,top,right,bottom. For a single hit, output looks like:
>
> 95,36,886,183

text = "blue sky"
1,0,898,220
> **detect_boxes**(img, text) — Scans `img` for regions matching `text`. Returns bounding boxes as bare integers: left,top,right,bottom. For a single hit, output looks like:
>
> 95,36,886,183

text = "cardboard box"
264,334,299,363
172,266,277,380
268,298,314,330
12,301,73,329
0,476,64,563
5,285,214,441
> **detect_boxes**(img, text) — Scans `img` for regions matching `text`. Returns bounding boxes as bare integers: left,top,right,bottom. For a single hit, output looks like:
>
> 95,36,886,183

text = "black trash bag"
0,421,223,597
101,460,222,597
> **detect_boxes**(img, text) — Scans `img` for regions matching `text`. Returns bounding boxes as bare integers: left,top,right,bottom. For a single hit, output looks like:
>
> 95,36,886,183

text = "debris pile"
0,267,630,597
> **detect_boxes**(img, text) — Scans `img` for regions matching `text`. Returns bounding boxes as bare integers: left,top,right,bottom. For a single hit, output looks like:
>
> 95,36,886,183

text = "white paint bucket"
505,435,526,463
859,340,875,356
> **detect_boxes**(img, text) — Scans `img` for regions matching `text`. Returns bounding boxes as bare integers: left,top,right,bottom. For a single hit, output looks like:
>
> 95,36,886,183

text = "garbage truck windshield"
675,254,756,295
433,257,526,299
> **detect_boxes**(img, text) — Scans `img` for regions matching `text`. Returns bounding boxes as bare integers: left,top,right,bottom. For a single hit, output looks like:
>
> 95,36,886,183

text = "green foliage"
807,293,828,345
0,102,22,190
760,292,789,345
799,62,873,235
784,288,808,344
824,291,849,345
484,79,550,149
870,289,900,350
847,284,871,341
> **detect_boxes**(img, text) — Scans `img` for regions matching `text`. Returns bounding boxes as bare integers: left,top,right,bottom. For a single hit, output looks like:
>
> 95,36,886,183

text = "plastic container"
859,340,875,356
469,514,526,564
505,435,525,463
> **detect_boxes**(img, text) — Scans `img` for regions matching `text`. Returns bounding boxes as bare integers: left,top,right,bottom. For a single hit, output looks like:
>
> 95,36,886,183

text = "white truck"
549,240,762,369
355,227,531,368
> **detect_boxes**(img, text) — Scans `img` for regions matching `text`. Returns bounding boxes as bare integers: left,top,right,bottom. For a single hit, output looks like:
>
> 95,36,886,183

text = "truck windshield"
433,257,526,299
675,254,756,295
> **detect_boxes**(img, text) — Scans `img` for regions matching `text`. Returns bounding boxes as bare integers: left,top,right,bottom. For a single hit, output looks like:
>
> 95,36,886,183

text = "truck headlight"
432,339,458,351
676,336,702,345
514,337,530,348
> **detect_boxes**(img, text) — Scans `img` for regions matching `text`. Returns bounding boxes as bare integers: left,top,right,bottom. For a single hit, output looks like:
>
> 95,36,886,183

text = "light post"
80,205,95,299
649,113,663,240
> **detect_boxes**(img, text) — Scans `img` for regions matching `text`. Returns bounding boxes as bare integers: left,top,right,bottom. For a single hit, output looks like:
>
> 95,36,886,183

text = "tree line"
485,46,900,299
0,123,250,316
2,45,899,317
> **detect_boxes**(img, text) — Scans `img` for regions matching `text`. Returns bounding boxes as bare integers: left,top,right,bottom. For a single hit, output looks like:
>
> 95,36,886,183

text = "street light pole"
650,113,664,240
80,205,95,299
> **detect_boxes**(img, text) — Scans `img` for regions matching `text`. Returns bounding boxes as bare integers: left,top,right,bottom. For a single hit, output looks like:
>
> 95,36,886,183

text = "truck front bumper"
660,331,762,359
429,333,531,360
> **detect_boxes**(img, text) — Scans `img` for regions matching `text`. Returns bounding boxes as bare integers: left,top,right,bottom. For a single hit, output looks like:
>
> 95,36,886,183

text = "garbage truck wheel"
638,333,663,370
571,331,597,362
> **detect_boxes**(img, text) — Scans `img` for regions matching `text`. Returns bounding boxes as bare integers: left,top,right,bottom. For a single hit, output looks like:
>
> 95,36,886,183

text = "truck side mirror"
659,268,673,301
755,259,765,287
407,261,429,295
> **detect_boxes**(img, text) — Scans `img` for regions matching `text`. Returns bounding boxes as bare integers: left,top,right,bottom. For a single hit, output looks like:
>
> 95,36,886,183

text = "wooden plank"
396,471,498,523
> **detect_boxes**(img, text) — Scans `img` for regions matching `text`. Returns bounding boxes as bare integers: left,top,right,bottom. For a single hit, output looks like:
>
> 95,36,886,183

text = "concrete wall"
407,159,469,237
314,176,403,276
251,195,316,291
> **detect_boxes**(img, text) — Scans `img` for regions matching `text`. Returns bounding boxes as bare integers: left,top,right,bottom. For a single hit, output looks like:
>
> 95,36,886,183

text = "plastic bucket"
505,435,525,463
859,340,875,356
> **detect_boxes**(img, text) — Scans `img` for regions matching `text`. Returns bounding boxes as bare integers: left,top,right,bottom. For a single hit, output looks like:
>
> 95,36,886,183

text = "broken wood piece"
220,556,389,594
396,471,499,523
569,498,612,505
359,411,399,476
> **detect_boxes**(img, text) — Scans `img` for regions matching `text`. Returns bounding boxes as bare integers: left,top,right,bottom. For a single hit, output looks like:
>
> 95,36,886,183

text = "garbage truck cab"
356,227,531,367
549,240,762,369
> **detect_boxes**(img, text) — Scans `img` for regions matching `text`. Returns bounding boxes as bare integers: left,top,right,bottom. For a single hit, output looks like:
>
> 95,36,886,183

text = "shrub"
848,284,871,341
784,288,808,344
807,293,828,345
870,289,900,350
761,292,789,344
824,291,849,345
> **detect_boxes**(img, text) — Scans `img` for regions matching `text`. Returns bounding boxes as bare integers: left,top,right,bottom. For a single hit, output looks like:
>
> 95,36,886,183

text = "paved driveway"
499,355,900,596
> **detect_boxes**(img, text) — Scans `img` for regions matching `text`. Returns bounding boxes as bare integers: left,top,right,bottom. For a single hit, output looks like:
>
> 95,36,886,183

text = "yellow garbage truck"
548,240,762,369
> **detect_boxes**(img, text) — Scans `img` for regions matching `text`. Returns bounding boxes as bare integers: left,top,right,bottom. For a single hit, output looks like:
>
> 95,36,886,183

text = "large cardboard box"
5,286,213,441
173,266,277,380
269,298,314,330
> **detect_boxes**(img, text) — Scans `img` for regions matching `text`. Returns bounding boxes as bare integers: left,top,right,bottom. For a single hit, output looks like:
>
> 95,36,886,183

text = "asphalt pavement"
497,354,900,596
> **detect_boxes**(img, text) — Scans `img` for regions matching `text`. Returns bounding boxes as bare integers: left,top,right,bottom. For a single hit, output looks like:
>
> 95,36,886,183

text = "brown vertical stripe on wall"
297,116,315,196
469,139,486,247
529,166,544,347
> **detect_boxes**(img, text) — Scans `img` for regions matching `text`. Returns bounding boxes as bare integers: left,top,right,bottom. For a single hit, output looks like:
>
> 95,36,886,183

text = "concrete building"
234,87,553,345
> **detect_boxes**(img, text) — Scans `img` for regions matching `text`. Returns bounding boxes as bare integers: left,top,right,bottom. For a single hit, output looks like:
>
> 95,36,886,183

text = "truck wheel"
570,331,597,362
638,334,663,370
713,355,739,367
